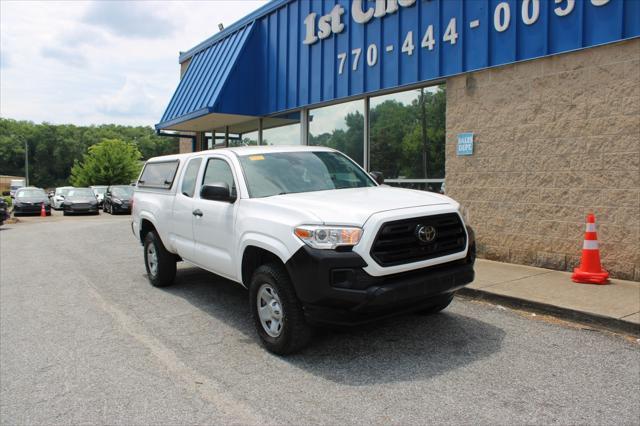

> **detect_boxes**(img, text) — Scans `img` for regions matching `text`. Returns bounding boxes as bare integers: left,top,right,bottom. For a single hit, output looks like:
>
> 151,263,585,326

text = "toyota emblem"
416,225,437,243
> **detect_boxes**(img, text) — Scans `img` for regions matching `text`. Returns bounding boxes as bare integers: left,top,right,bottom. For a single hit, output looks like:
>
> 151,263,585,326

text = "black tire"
62,210,68,216
249,263,312,355
416,292,455,315
143,231,176,288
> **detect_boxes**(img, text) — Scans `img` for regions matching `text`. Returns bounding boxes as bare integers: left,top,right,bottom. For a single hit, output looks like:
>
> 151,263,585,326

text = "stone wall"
445,39,639,281
179,137,192,153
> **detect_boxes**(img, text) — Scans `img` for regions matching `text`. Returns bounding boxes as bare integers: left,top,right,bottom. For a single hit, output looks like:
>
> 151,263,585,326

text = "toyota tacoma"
132,146,475,354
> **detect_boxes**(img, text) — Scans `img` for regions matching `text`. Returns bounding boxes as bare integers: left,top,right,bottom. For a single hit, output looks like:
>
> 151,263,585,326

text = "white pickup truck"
132,146,475,354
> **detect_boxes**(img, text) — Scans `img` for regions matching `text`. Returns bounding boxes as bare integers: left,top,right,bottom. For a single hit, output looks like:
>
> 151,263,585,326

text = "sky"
0,0,268,127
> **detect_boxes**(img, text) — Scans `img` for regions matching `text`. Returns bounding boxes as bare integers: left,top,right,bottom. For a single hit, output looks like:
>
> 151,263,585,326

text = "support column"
195,132,204,152
364,96,370,171
258,118,263,145
301,108,309,145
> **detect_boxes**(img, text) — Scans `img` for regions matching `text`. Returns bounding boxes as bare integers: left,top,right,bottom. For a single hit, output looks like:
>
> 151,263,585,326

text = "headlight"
294,225,362,250
458,204,470,223
113,198,122,204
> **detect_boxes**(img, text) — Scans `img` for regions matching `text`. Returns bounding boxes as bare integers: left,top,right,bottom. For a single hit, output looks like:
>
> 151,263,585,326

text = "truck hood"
260,186,456,225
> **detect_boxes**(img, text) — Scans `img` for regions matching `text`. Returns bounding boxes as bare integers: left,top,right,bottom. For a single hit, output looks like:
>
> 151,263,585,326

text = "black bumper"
111,203,131,213
285,227,476,326
14,205,51,215
64,205,99,214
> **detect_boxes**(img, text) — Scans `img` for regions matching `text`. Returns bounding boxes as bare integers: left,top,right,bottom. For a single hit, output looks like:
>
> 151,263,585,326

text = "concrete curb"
458,287,640,337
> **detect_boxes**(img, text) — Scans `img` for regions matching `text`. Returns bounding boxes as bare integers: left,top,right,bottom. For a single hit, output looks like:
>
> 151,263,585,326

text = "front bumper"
111,203,131,213
13,204,51,215
285,227,476,325
64,204,99,214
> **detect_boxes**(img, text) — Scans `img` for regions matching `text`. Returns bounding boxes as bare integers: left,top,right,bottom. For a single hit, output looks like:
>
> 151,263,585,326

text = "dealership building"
156,0,639,280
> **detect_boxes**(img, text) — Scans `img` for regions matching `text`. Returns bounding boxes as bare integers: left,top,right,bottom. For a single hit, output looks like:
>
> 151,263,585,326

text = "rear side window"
181,158,202,197
138,160,179,188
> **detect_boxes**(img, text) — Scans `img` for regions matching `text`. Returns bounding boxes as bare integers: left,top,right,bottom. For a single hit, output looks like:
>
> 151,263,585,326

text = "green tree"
0,118,178,188
70,139,141,186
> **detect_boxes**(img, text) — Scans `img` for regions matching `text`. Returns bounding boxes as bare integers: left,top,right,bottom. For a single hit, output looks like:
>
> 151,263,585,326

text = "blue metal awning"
156,22,257,130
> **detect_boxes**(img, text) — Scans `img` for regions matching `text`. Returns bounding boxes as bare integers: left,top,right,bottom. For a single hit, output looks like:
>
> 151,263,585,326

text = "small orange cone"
40,202,46,217
572,213,609,285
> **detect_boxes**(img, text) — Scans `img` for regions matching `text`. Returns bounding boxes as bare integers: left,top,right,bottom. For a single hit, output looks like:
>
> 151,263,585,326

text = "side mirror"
201,183,235,203
370,171,384,185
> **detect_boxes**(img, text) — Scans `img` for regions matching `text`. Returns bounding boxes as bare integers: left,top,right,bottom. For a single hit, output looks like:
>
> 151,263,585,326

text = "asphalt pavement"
1,213,639,425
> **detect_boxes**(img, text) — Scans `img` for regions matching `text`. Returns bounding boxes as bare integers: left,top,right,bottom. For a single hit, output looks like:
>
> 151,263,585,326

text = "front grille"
370,213,466,267
72,203,90,210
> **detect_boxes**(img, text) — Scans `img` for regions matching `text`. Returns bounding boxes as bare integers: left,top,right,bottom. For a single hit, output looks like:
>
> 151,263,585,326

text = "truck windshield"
238,151,376,198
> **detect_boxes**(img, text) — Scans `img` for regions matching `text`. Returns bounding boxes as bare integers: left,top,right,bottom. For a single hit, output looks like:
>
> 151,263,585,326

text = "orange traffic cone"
40,202,46,217
572,213,609,285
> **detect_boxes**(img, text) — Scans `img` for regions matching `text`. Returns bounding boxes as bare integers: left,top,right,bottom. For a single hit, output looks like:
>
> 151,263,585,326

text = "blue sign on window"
457,133,474,156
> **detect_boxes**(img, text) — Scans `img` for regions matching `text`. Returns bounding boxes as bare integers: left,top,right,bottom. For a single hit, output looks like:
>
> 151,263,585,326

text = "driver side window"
202,158,236,197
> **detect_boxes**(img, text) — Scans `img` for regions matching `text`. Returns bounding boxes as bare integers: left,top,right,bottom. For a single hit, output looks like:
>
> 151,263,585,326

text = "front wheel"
143,231,176,287
249,263,312,355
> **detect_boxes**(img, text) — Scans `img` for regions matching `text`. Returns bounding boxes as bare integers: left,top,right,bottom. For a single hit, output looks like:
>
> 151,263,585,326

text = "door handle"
192,209,203,217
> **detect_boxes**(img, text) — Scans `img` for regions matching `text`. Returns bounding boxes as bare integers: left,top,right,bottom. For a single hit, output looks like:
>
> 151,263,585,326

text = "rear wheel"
416,293,455,315
144,231,176,287
249,263,312,355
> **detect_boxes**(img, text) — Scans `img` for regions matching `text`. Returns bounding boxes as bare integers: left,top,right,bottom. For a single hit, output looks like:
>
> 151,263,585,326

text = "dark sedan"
104,185,134,214
62,188,99,215
0,198,9,225
13,187,51,216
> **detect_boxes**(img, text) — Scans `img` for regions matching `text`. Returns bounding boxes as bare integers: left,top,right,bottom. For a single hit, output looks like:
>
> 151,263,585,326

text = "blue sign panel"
457,133,474,156
158,0,639,129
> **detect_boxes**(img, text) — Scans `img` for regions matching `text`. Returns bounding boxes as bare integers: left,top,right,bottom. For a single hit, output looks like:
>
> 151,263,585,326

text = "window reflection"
262,112,301,146
308,100,365,166
369,85,446,191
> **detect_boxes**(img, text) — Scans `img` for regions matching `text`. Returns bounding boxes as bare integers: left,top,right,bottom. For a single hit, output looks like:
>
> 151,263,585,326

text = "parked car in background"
62,188,99,215
0,198,9,225
104,185,134,214
9,179,25,198
51,186,74,210
13,187,51,216
91,186,108,208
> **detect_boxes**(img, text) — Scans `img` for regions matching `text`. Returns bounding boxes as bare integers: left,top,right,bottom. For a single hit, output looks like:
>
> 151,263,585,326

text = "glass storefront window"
227,119,259,147
369,84,446,191
308,100,365,166
240,130,259,146
262,112,301,146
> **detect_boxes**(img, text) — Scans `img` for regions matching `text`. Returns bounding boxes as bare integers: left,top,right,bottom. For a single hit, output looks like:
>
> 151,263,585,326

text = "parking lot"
1,213,639,425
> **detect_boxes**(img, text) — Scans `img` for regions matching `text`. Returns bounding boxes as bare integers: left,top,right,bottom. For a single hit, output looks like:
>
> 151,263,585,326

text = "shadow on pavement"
166,265,506,386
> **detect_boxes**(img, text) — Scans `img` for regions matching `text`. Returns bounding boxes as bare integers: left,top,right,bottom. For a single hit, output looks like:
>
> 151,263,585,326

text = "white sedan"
50,186,74,210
